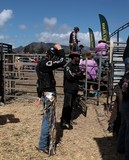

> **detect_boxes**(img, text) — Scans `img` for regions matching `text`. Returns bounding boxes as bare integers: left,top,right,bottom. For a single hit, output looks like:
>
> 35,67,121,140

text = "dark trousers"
69,44,78,53
117,101,129,159
61,92,77,124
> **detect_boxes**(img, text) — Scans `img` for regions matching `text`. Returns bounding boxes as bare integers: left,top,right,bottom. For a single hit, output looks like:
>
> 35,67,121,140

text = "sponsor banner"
88,28,95,50
99,14,110,41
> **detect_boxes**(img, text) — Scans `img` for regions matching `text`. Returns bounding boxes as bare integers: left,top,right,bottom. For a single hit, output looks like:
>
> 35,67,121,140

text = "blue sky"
0,0,129,48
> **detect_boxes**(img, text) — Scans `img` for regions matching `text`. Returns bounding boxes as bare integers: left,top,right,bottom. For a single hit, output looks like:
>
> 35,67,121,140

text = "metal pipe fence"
0,42,126,107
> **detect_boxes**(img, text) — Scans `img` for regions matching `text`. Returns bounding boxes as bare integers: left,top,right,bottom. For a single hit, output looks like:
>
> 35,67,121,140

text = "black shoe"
60,122,69,129
107,123,114,132
60,122,73,130
68,123,73,130
35,146,49,154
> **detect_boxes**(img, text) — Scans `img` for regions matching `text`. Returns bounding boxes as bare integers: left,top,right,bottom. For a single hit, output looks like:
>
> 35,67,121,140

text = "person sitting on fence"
95,40,108,56
95,40,109,90
78,44,84,55
79,51,98,97
95,40,108,66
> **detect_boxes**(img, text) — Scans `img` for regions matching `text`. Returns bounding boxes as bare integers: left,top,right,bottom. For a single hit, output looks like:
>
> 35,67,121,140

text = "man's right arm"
46,44,66,69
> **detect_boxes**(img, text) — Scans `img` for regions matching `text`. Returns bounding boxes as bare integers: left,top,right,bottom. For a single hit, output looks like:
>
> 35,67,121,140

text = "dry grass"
0,72,123,160
0,96,122,160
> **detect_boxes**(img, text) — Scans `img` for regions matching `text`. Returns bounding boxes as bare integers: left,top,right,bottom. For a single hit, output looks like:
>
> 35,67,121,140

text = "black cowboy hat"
98,40,107,43
79,44,84,48
69,52,80,58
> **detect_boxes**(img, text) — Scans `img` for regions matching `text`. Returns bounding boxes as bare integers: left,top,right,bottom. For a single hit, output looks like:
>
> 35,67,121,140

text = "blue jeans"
39,113,50,149
38,92,56,150
117,101,129,160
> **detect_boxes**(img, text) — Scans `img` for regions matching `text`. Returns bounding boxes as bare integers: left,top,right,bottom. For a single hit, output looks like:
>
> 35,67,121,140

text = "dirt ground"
0,72,123,160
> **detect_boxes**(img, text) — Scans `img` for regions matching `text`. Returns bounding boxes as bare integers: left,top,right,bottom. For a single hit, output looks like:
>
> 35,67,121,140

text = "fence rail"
0,42,126,106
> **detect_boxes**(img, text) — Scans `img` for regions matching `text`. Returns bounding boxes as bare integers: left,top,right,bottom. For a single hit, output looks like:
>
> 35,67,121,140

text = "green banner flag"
88,28,95,50
99,14,110,41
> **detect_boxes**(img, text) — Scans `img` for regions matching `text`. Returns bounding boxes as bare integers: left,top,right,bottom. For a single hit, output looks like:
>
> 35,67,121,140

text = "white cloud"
19,24,27,30
36,30,102,47
36,17,102,47
59,24,70,33
94,31,102,43
0,9,13,28
0,35,11,44
78,32,90,47
43,17,57,26
0,35,5,40
36,31,69,45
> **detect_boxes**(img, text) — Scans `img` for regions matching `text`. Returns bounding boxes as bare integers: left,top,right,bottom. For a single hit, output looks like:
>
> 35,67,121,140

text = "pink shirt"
95,42,107,56
80,58,98,79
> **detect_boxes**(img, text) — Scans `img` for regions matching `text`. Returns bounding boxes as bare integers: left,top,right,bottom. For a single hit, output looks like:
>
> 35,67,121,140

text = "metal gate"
2,51,44,103
0,43,12,102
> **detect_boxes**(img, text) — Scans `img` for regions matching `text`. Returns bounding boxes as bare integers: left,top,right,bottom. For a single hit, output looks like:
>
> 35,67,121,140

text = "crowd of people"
34,27,129,159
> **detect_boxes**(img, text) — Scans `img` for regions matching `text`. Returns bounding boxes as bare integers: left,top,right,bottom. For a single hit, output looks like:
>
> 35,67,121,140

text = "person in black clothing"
34,44,66,155
123,35,129,72
117,62,129,160
69,26,80,53
60,51,83,129
78,44,84,55
107,84,122,136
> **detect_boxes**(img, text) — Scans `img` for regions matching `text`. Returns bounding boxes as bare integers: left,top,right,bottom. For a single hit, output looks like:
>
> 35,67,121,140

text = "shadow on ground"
72,97,88,120
94,136,124,160
0,114,20,125
56,122,63,145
